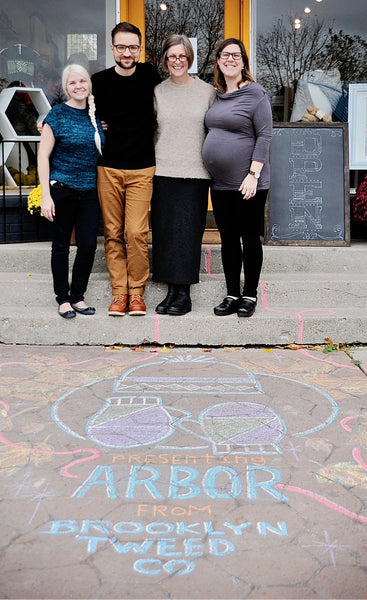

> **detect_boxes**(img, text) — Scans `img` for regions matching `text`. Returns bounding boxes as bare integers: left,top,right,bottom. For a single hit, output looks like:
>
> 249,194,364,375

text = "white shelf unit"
0,87,50,186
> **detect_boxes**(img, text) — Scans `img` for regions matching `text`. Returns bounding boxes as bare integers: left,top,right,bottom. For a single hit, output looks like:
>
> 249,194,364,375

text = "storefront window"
254,0,367,121
0,0,116,103
0,0,116,195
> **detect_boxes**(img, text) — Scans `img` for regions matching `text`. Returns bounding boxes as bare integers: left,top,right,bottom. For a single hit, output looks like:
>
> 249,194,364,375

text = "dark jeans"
211,188,268,298
50,184,100,305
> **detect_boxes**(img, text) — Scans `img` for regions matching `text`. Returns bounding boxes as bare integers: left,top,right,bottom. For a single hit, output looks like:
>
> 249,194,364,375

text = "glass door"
144,0,224,82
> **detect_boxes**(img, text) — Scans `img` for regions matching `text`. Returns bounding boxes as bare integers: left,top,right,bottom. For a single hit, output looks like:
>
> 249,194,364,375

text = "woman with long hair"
38,64,104,318
202,38,272,318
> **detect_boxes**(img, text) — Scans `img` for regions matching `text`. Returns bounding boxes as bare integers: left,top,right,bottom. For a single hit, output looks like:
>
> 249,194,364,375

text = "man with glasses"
92,22,161,316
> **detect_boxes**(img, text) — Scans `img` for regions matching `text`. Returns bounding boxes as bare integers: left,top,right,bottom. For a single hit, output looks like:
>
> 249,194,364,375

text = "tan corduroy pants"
97,165,155,296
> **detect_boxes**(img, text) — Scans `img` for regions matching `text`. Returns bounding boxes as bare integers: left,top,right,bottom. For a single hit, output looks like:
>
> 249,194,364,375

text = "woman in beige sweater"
151,34,216,315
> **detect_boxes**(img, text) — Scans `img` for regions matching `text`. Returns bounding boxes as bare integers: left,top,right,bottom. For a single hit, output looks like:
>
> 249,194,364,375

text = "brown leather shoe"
108,294,128,316
129,294,146,315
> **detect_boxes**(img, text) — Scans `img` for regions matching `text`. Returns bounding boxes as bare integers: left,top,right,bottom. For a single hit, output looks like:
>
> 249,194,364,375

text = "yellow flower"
27,185,43,215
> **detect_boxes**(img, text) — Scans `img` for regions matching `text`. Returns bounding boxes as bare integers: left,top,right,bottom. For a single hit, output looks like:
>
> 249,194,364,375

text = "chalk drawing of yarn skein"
199,402,285,455
86,396,189,449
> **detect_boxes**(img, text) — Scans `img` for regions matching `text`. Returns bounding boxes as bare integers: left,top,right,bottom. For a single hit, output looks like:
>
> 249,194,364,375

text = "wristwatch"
249,170,260,179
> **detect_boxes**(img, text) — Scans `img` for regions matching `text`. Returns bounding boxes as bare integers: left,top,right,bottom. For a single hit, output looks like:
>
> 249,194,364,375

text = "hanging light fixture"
160,2,168,9
294,18,301,29
304,7,311,13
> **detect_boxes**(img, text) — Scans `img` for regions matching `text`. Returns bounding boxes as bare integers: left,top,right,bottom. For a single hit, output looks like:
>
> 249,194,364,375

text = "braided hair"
87,93,102,155
62,64,102,154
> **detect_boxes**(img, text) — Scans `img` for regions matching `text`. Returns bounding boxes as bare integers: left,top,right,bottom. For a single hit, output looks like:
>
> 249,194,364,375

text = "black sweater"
92,63,161,170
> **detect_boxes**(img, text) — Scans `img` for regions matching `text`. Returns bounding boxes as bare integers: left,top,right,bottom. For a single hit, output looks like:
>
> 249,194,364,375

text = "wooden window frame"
118,0,250,59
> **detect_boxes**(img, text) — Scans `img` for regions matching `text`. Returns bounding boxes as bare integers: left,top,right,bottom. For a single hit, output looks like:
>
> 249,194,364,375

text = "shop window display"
0,0,114,101
0,0,114,242
254,0,367,239
255,0,367,123
0,1,113,173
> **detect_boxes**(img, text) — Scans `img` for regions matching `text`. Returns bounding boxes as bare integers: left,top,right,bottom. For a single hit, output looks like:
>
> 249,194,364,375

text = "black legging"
50,185,100,305
211,188,268,298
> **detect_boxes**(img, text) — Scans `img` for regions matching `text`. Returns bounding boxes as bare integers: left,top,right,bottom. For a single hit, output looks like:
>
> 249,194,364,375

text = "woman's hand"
38,123,56,221
101,120,108,131
41,195,55,221
239,174,258,199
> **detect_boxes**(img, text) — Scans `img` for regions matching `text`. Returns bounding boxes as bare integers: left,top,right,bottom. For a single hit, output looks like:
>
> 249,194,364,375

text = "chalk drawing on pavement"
52,355,338,454
302,529,352,568
316,413,367,488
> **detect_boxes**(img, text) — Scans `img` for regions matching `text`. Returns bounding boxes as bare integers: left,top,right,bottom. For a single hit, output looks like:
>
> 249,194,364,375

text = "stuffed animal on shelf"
8,164,37,186
301,105,332,123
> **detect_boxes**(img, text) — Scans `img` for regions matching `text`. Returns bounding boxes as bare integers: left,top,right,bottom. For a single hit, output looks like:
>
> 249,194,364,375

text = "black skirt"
151,176,209,284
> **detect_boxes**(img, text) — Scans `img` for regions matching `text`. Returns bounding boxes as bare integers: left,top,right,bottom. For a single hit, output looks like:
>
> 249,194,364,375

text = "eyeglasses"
166,55,189,63
113,44,141,54
219,52,243,61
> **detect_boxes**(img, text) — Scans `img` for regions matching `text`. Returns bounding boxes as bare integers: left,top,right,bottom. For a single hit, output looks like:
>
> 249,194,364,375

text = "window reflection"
255,0,367,122
67,34,98,62
145,0,224,82
0,0,114,104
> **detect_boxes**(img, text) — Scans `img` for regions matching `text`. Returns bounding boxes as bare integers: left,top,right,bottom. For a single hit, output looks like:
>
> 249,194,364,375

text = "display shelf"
0,87,50,186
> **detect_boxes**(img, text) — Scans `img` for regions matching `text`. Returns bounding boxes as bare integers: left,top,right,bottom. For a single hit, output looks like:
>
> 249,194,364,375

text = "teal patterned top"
44,102,104,190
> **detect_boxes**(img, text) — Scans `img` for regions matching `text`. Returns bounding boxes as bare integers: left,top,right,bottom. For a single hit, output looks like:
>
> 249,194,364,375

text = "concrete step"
1,239,367,274
1,271,367,308
1,239,366,346
1,303,365,346
0,269,366,346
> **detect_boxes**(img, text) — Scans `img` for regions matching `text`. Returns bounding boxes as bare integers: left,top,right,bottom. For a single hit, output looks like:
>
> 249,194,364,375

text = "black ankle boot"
167,285,191,316
155,284,177,314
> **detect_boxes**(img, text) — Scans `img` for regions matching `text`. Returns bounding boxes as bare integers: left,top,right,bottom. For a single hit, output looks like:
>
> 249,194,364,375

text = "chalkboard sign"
265,123,350,246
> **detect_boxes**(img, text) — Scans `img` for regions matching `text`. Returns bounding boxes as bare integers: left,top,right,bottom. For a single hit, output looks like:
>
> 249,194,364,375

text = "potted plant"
352,174,367,239
27,184,42,215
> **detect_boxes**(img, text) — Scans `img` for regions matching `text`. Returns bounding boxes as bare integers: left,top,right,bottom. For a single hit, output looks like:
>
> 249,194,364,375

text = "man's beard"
115,57,138,70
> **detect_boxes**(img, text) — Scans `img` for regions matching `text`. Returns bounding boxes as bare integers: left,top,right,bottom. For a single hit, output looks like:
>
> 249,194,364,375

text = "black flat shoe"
214,296,240,316
237,297,257,318
155,286,177,314
58,307,76,319
71,304,96,315
167,288,191,316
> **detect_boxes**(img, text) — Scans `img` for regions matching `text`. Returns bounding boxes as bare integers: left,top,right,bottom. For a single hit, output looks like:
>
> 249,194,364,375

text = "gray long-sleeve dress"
202,82,273,191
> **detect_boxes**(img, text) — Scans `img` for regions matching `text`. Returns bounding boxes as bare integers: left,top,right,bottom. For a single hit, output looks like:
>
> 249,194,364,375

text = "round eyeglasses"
219,52,243,61
166,55,189,63
113,44,141,54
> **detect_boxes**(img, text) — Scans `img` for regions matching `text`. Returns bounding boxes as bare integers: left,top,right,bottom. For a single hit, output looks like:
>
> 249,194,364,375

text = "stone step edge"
0,305,363,319
1,315,366,346
0,272,366,282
